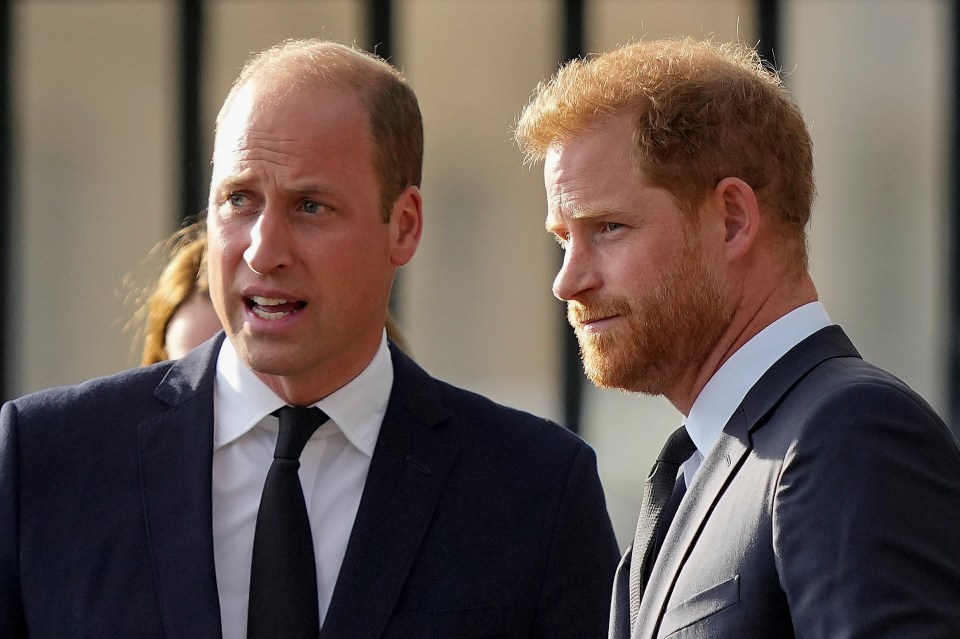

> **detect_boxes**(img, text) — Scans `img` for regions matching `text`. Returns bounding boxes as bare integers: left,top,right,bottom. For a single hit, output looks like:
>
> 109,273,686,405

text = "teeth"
250,296,287,306
252,307,287,320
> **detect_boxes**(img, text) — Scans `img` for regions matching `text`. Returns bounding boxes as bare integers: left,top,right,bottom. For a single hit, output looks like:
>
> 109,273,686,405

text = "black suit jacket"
609,326,960,638
0,335,620,638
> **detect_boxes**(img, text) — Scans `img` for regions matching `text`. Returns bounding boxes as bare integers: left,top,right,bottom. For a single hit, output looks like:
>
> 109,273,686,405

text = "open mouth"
246,295,307,320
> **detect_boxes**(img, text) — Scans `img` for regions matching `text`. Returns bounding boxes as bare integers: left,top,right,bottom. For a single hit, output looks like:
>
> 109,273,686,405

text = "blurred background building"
0,0,954,546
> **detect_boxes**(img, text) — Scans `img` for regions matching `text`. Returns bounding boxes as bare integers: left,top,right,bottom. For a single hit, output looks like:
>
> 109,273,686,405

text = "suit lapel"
609,547,633,639
321,346,459,638
138,335,224,639
634,326,860,638
633,415,751,639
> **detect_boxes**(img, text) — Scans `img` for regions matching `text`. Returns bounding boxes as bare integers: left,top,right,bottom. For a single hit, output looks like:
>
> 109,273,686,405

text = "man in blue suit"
516,39,960,637
0,40,619,638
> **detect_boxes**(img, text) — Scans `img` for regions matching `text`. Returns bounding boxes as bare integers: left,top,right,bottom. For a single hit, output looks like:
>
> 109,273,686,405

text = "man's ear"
389,185,423,266
713,177,760,262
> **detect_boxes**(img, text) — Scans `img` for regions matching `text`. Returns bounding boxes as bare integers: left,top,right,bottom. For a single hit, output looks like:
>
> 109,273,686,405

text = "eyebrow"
544,218,563,233
546,206,618,227
568,208,615,220
213,173,339,200
212,171,255,195
286,184,335,198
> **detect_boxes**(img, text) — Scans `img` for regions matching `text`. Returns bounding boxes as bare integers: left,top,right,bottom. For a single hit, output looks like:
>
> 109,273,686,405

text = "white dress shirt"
681,301,832,486
212,332,392,639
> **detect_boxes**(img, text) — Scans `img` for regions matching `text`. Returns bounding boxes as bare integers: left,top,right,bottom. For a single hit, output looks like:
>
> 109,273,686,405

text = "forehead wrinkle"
216,126,318,169
243,129,316,152
232,146,300,170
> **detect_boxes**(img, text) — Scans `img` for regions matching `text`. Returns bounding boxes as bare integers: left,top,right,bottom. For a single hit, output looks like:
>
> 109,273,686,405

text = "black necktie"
628,426,697,634
248,406,328,639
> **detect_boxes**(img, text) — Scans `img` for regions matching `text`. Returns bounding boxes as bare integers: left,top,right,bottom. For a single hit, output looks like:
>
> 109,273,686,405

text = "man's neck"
253,334,384,406
667,272,818,415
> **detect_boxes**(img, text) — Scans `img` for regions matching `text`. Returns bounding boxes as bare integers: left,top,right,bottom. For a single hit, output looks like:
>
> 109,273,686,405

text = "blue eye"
303,200,326,215
604,222,623,232
228,193,246,207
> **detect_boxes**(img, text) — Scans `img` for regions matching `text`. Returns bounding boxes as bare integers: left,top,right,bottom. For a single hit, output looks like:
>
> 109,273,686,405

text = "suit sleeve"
774,382,960,638
0,401,27,636
533,442,620,639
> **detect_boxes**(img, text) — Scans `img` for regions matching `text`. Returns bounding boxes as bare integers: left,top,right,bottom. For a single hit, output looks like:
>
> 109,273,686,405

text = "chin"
231,337,295,376
247,359,294,377
581,346,677,396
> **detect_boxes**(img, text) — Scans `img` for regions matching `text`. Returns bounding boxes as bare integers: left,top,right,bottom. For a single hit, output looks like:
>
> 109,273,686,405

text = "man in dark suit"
515,38,960,637
0,40,620,638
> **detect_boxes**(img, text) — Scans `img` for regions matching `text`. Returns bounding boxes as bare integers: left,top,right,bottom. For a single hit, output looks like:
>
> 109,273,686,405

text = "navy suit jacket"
0,335,620,638
609,326,960,638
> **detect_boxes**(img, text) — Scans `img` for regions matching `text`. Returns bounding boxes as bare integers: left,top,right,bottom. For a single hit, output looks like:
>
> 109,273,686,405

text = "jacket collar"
321,344,458,638
138,332,225,638
142,337,463,638
634,326,860,639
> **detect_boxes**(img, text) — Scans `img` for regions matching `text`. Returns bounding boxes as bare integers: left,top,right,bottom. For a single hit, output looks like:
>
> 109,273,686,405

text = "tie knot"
660,426,697,467
273,406,328,461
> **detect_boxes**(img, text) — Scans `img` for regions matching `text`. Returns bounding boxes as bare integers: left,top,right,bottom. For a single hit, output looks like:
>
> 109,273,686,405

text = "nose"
552,241,600,301
243,208,293,275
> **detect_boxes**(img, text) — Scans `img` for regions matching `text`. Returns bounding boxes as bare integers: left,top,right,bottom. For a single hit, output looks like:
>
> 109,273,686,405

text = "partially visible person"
139,221,412,364
140,220,221,364
165,290,221,361
1,39,619,638
516,38,960,638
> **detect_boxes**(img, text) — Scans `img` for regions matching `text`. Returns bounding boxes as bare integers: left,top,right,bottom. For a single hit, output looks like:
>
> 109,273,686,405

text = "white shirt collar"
213,331,393,457
683,301,832,482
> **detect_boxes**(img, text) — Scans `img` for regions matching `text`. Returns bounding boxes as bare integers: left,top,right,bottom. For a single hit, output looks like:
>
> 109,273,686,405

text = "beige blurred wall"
400,0,564,421
12,0,176,394
788,0,950,417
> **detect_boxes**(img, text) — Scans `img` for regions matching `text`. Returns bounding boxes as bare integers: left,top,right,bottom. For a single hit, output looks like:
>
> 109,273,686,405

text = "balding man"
1,40,619,639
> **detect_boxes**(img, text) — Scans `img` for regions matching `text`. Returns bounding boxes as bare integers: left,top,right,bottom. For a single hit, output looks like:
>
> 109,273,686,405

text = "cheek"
339,224,394,265
203,233,237,306
611,250,664,292
207,224,246,268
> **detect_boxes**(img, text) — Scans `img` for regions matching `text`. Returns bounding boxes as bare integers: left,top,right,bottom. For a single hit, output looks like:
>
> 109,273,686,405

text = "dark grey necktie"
248,406,327,639
628,426,697,634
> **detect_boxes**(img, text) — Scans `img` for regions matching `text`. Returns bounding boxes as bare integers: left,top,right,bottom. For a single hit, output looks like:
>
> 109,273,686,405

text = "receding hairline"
216,39,403,128
213,38,424,219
